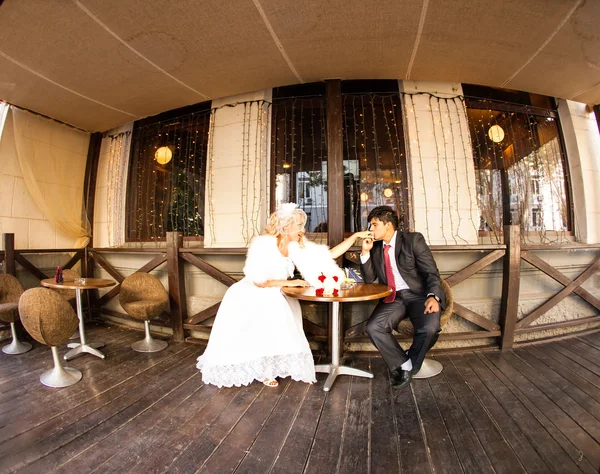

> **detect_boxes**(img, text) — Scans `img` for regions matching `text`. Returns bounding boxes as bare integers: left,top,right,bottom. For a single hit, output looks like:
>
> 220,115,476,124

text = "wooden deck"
1,324,600,473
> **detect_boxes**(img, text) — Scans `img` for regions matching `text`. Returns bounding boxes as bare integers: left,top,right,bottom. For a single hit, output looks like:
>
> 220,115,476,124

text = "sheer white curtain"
0,102,9,136
11,107,91,247
106,130,131,247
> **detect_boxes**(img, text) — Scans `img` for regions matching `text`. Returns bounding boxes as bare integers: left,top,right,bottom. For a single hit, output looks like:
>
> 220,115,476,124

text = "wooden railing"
516,243,600,336
2,227,599,351
343,244,506,348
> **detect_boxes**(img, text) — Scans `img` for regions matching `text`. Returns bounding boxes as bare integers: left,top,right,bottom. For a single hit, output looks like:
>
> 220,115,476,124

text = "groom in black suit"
360,206,445,389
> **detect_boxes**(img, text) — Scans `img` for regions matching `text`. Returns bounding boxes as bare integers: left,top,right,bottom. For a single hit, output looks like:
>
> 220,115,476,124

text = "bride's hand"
287,279,310,287
353,230,373,241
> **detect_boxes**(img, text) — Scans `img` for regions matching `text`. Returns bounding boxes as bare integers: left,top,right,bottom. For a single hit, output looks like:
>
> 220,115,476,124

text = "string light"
464,97,569,244
453,98,480,239
241,102,248,243
107,131,131,247
443,99,469,244
408,94,431,241
434,96,456,244
126,107,211,244
208,109,216,243
120,88,569,250
426,95,449,244
253,101,261,238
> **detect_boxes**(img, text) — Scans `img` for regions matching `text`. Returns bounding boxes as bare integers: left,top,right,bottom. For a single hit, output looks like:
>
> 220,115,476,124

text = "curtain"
0,102,9,135
11,107,91,247
106,130,131,247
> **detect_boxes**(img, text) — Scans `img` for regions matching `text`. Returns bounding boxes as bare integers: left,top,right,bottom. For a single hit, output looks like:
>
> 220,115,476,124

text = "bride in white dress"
196,203,371,388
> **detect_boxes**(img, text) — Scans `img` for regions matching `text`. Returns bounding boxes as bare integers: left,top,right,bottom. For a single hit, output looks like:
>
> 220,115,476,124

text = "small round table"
282,283,392,392
41,278,115,360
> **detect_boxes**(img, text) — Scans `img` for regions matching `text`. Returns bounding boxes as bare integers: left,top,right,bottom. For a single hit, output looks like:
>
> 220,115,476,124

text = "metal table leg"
314,301,373,391
64,288,105,360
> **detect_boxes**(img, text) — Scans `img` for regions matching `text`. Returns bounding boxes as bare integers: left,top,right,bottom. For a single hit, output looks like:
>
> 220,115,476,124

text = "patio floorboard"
1,323,599,473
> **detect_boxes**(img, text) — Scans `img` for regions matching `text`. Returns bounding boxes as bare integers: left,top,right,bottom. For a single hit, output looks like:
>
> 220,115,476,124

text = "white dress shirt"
360,231,410,291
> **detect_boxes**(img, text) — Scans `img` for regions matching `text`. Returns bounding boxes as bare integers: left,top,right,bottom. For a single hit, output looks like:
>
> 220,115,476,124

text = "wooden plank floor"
1,324,600,473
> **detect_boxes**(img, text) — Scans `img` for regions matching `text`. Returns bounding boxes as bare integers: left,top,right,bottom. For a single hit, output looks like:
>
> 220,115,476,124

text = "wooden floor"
1,324,600,474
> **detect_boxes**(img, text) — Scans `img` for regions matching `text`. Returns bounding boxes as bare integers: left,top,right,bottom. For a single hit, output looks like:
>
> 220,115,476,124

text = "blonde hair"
265,203,307,237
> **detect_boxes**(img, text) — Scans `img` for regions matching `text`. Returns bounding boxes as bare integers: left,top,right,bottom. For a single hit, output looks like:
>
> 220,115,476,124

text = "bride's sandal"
263,378,279,387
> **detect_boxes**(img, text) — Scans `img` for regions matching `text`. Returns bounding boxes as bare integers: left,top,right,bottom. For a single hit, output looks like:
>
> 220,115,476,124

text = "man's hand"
424,297,440,314
362,236,374,254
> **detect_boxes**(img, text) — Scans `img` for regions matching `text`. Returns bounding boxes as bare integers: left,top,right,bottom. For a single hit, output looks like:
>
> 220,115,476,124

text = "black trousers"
366,290,441,373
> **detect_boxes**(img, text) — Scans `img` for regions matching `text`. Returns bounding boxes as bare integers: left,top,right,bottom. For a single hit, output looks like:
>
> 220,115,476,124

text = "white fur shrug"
242,236,344,288
243,236,294,284
288,240,345,288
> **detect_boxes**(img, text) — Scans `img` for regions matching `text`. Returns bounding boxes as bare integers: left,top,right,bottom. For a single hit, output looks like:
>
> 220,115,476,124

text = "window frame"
125,101,211,243
270,80,410,242
463,86,574,237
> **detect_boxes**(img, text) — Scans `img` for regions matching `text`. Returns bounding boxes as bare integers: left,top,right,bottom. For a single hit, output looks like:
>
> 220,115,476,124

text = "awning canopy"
0,0,598,132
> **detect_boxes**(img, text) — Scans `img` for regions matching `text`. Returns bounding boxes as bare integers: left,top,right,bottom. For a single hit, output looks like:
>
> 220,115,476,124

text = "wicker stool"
0,274,32,355
119,273,169,352
396,280,454,378
19,288,82,387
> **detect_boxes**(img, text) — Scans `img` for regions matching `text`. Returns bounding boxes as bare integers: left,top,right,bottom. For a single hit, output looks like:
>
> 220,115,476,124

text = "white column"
557,99,600,244
399,81,479,245
205,89,272,247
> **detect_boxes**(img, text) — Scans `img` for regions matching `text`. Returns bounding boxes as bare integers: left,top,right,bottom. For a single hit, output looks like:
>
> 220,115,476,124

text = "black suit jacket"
360,231,446,309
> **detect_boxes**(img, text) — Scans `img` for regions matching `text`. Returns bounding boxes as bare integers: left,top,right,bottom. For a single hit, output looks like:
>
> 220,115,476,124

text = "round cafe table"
282,283,392,392
41,278,115,360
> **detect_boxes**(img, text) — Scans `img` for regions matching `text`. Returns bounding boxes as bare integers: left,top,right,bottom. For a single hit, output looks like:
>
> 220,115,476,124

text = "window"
271,83,328,234
342,80,408,233
464,85,572,239
126,102,210,242
271,81,409,237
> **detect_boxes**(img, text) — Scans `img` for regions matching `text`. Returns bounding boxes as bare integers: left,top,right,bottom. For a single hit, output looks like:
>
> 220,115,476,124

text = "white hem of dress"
197,352,316,388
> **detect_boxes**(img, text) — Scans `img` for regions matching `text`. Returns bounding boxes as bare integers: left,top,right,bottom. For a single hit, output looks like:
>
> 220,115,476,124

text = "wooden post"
83,132,102,248
499,225,520,349
82,132,102,320
167,232,186,341
3,234,16,276
326,79,344,251
326,80,344,359
82,246,99,319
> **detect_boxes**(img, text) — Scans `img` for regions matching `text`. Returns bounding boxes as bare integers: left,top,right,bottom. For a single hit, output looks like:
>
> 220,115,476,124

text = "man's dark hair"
367,206,399,230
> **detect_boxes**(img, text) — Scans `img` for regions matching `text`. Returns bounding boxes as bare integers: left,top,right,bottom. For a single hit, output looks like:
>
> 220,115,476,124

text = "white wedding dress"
196,235,316,387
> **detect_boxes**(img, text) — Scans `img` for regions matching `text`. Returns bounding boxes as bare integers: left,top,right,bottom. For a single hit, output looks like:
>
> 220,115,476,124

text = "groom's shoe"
391,367,413,390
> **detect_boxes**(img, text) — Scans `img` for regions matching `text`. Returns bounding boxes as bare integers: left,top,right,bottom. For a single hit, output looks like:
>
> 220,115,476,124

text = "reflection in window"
342,87,408,233
271,82,409,238
271,84,328,237
466,97,571,241
126,103,210,242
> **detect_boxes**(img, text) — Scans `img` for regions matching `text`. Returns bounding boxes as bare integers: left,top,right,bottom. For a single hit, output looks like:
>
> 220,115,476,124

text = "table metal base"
316,301,375,391
64,342,105,360
316,363,373,392
63,288,105,360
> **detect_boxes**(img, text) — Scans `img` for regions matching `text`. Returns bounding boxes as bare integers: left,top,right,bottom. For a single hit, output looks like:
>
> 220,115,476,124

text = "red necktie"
384,244,396,303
